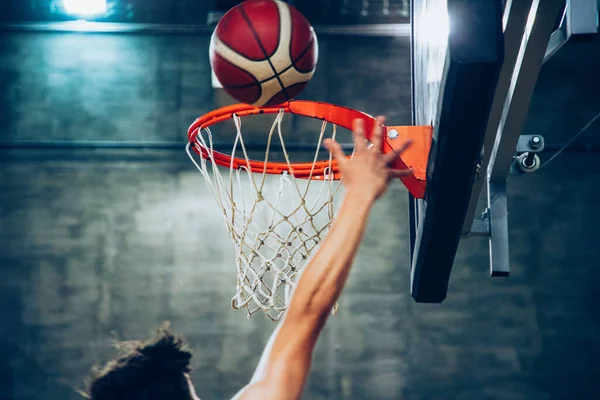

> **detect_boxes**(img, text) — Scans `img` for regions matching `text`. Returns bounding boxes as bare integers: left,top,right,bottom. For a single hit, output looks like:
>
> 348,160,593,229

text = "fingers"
322,138,347,164
383,139,413,165
352,119,367,152
388,168,414,178
353,117,388,153
384,139,414,179
370,116,386,152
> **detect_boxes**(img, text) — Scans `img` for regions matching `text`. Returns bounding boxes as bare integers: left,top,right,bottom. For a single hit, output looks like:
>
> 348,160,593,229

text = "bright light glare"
419,4,450,50
418,3,450,84
62,0,107,17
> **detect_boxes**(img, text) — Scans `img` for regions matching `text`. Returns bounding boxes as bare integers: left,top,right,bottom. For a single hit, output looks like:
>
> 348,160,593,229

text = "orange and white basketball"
210,0,318,107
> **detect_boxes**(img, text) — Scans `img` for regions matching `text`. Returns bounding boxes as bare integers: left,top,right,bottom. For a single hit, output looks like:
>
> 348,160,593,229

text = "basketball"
210,0,318,107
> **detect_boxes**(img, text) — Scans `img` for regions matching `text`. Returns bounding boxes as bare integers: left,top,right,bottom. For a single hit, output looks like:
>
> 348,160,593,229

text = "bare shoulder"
233,381,285,400
233,382,267,400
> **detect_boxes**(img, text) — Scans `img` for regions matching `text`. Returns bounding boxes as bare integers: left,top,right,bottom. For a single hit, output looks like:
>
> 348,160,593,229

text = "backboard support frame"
484,0,565,277
461,0,538,238
410,0,567,302
462,0,566,278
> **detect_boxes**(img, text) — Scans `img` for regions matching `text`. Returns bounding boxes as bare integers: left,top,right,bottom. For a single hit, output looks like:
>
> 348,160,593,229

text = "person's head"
83,323,200,400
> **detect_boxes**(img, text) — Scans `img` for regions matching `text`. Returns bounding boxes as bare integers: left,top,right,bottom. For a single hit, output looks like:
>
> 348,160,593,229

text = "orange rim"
187,100,384,180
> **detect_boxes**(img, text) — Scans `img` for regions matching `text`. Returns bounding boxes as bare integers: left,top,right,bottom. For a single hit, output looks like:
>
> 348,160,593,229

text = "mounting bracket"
468,134,545,276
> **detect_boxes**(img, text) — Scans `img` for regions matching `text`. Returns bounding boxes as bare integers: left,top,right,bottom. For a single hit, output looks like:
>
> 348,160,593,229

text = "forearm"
239,192,373,399
241,193,372,393
287,191,373,319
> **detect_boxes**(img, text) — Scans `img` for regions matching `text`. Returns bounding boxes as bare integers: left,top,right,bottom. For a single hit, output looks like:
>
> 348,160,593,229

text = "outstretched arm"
237,117,412,400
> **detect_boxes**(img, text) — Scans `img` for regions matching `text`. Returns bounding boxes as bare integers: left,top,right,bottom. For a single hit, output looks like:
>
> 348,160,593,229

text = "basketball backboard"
409,0,566,303
409,0,504,302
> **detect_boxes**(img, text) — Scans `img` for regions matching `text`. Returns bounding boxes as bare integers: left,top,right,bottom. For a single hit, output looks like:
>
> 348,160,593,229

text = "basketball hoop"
187,100,431,321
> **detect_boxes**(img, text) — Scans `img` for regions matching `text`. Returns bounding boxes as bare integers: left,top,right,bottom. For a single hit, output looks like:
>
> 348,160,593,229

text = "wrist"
345,189,377,208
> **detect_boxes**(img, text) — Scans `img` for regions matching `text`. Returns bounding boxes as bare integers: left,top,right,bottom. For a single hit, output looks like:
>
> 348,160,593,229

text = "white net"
187,109,346,321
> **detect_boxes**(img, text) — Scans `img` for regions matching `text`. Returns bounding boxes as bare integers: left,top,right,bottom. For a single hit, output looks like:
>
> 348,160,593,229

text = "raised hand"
323,116,413,202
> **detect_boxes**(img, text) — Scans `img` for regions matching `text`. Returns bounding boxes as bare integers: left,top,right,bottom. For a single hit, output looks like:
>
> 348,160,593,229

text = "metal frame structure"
545,4,570,62
410,0,571,302
566,0,599,35
460,0,575,280
463,0,600,239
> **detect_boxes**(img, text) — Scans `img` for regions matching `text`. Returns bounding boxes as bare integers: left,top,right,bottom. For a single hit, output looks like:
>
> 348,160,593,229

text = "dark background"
1,1,600,399
1,0,411,25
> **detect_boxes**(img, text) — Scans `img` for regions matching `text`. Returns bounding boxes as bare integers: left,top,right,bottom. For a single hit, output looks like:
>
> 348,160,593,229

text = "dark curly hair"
82,323,194,400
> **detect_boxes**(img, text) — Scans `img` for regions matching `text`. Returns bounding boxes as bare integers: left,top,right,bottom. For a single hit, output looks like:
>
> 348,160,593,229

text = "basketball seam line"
222,38,314,89
239,2,290,101
217,54,262,88
262,82,307,106
222,63,309,89
291,35,315,74
217,36,273,62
